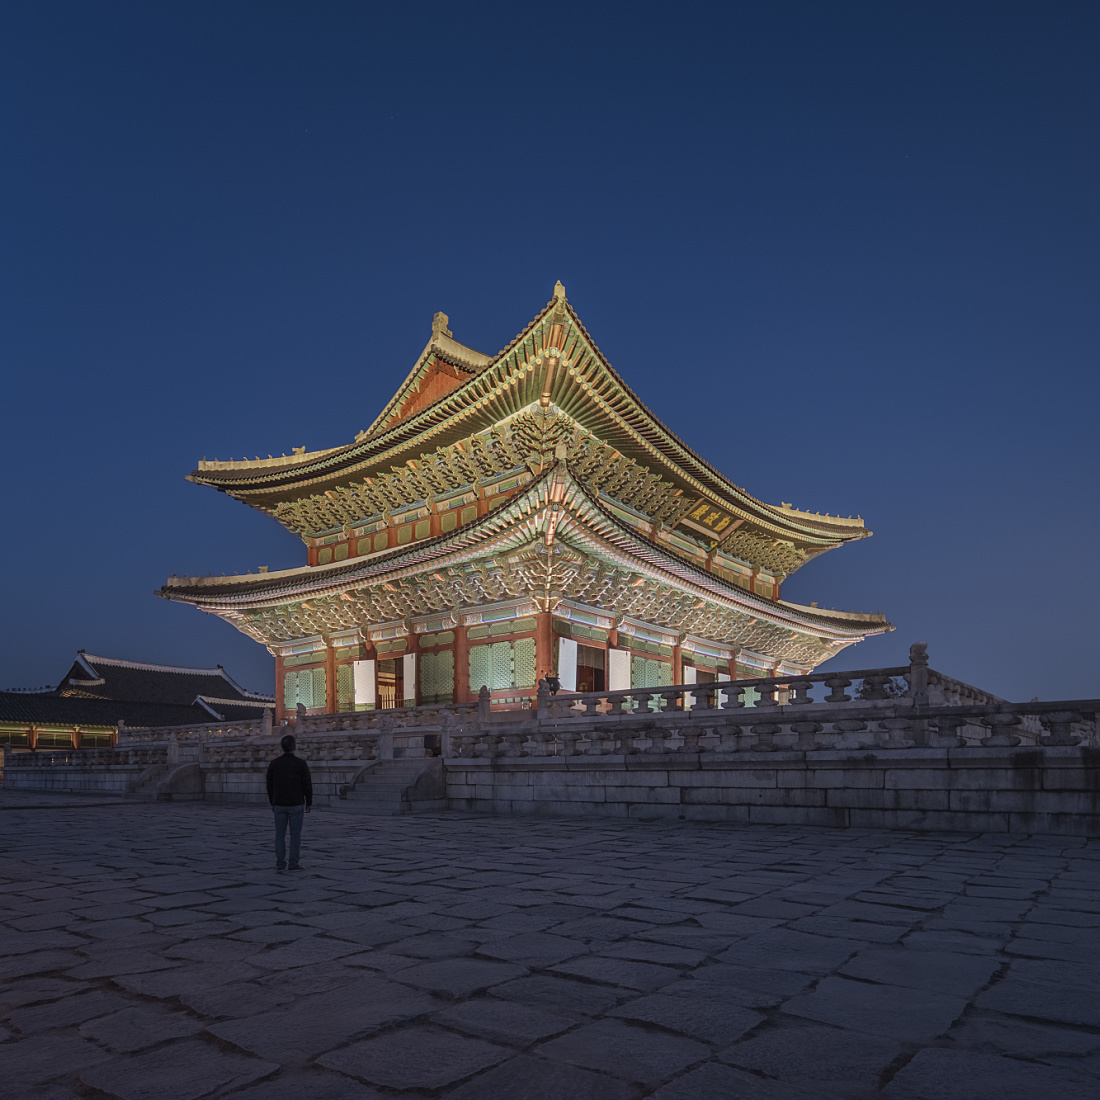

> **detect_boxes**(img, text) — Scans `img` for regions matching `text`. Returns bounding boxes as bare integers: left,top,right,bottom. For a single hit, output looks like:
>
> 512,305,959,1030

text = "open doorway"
377,658,404,709
576,644,606,693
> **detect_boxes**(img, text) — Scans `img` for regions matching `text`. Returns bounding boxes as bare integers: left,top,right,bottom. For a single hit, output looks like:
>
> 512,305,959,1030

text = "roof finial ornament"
432,311,452,339
552,280,566,300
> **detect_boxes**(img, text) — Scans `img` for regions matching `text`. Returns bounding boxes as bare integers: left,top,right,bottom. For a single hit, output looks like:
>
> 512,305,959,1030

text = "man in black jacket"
266,734,313,871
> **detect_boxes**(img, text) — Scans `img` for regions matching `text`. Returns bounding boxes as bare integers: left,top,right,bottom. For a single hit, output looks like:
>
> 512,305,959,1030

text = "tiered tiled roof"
162,467,891,668
187,285,871,565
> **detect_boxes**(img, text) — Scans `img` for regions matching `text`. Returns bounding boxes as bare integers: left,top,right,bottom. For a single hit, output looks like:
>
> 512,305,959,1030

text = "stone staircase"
328,757,445,815
126,763,169,800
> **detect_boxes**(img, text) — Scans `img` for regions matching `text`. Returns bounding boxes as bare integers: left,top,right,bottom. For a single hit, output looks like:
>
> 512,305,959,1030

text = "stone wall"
3,762,148,796
444,746,1100,836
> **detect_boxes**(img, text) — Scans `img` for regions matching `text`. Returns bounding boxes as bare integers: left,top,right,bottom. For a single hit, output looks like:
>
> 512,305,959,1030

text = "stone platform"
1,793,1098,1098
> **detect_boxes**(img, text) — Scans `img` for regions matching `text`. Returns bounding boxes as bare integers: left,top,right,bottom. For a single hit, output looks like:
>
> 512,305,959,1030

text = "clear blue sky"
2,1,1097,701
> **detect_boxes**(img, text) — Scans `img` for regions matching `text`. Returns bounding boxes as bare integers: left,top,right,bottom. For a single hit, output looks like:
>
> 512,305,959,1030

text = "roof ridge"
81,653,226,676
196,695,275,707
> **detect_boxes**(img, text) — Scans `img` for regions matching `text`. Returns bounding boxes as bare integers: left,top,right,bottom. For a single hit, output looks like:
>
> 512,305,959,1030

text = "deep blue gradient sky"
3,2,1097,701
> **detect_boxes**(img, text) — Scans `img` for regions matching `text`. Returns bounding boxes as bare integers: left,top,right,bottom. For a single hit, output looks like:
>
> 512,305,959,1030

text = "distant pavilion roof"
0,652,274,732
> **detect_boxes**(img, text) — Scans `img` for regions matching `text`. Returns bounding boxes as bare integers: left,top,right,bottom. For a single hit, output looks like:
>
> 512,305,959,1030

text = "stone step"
333,757,442,815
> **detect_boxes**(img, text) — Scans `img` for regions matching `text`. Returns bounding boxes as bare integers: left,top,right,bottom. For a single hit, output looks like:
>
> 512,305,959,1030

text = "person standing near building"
266,734,312,871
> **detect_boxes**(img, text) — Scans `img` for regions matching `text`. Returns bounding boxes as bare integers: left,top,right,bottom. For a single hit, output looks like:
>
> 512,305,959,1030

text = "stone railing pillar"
749,722,782,752
980,709,1022,747
1039,711,1082,747
928,715,967,748
878,717,914,749
908,641,929,702
833,719,867,749
790,720,823,751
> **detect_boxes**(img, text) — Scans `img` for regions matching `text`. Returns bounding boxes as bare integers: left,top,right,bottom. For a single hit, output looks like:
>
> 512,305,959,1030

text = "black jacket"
266,752,313,807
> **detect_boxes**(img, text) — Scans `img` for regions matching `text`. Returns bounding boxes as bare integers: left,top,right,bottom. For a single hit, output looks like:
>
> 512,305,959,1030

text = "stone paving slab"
0,794,1098,1097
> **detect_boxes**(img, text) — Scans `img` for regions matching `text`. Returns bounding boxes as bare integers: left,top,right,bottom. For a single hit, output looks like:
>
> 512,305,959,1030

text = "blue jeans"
273,805,304,868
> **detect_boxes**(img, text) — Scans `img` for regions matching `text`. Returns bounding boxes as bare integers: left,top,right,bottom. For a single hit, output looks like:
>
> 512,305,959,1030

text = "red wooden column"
535,611,554,683
274,653,286,723
406,630,420,706
672,638,683,686
453,623,469,704
325,644,337,713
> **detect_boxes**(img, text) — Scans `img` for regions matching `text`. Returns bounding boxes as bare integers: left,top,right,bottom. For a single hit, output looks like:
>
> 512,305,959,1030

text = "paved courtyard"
1,794,1098,1099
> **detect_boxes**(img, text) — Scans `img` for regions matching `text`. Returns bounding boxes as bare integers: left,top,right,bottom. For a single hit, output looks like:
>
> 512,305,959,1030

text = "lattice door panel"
513,638,537,689
490,641,513,690
469,644,491,694
336,665,354,711
311,668,327,710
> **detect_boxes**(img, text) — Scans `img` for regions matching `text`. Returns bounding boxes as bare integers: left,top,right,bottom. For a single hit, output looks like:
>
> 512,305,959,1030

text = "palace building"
0,651,274,751
161,284,891,722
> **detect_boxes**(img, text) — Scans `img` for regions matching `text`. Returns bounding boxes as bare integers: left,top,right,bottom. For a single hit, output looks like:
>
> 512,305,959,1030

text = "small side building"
0,651,274,752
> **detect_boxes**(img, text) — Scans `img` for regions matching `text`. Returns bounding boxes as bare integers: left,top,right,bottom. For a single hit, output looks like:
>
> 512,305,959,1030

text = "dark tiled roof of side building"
0,692,237,730
57,652,273,707
0,651,275,731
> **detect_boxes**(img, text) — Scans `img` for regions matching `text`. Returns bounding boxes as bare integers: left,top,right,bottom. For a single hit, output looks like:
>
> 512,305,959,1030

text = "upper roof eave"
162,465,890,640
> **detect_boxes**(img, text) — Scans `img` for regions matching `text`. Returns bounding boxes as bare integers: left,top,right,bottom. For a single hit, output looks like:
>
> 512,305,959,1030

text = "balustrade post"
832,719,867,749
616,730,642,755
558,730,582,757
1039,711,1082,747
749,722,782,752
529,730,554,757
584,727,612,756
787,678,814,705
606,692,627,716
500,733,528,758
720,685,746,709
659,690,682,713
450,734,473,758
790,720,823,751
755,681,780,708
713,722,743,752
679,727,703,754
908,642,929,702
861,674,891,701
477,685,491,724
877,717,914,749
474,733,502,759
980,709,1022,747
690,686,717,712
928,715,967,748
536,679,551,719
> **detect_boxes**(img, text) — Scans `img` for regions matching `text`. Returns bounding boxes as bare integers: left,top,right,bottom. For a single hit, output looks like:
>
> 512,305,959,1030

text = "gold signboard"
679,500,735,538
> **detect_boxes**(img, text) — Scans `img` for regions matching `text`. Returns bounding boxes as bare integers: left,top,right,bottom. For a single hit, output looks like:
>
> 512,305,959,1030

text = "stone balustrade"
118,719,268,744
4,645,1097,835
445,697,1099,759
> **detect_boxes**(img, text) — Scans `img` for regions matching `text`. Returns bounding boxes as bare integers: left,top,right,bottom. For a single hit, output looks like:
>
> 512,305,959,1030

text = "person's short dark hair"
280,734,296,754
